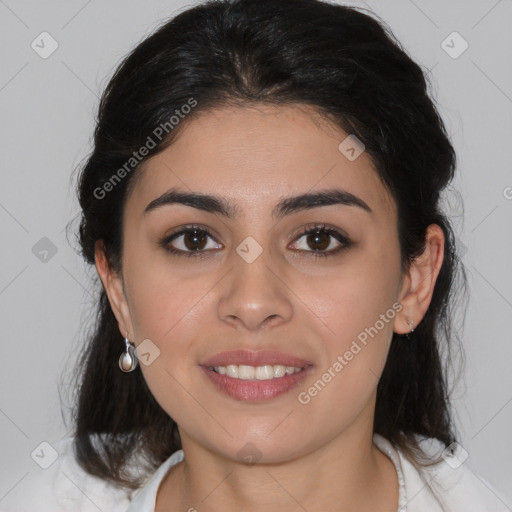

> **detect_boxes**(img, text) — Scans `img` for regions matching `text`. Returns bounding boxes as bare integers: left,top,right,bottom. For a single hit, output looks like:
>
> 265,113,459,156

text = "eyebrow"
143,187,372,219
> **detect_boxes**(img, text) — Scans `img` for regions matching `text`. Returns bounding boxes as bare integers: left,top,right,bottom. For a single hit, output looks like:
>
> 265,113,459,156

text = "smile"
201,364,314,402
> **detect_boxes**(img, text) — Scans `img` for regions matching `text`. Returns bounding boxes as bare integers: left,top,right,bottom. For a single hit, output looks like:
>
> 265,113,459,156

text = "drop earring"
119,332,138,372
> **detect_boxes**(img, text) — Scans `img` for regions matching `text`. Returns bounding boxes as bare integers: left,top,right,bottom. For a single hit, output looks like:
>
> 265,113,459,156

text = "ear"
394,224,445,334
94,240,134,339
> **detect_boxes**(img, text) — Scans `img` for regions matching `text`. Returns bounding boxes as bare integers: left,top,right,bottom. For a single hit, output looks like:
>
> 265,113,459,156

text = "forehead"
125,104,396,219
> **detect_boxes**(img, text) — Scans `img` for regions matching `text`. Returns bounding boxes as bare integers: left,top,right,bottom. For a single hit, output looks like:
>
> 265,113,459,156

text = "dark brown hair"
65,0,467,492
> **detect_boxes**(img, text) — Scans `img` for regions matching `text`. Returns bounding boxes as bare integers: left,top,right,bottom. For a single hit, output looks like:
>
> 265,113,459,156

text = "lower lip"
200,366,314,402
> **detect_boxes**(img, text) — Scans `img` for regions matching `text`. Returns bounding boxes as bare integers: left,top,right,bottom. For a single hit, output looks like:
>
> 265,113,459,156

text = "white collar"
126,449,184,511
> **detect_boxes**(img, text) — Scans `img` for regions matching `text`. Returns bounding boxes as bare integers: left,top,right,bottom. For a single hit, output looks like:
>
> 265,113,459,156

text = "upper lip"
201,349,313,368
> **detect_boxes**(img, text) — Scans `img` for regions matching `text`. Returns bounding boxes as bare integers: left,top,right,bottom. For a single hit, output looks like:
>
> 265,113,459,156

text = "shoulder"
0,436,133,512
417,440,512,512
374,434,512,512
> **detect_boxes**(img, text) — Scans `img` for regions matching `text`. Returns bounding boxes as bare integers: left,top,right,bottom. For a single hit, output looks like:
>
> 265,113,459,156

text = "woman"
5,0,511,510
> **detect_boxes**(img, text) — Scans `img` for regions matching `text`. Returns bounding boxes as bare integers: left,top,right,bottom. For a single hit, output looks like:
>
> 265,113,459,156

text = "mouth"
199,350,314,402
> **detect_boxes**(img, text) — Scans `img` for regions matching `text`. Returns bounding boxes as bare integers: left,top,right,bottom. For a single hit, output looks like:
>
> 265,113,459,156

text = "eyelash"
160,223,352,259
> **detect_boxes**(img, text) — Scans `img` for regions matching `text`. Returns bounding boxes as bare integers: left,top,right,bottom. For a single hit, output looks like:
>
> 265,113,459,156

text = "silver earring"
119,332,138,372
405,320,415,338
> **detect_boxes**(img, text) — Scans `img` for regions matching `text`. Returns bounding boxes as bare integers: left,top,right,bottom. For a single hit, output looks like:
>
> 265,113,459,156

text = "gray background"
1,0,511,504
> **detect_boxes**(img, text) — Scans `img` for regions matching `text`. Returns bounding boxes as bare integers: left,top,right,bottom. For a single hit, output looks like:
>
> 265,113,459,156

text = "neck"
156,418,398,512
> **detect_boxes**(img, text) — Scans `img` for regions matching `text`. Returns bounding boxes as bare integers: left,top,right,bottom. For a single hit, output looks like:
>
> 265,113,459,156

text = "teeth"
212,364,303,380
255,365,273,380
239,365,255,379
274,365,286,378
226,365,238,378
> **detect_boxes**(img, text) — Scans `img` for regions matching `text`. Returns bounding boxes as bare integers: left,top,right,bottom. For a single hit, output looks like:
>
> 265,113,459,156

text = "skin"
95,104,444,512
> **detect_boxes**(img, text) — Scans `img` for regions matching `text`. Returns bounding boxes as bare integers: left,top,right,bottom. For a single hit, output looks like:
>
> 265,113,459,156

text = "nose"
217,250,294,331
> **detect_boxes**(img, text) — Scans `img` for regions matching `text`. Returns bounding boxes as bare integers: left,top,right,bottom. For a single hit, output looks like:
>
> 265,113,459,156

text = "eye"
161,225,222,257
289,224,351,257
160,223,350,259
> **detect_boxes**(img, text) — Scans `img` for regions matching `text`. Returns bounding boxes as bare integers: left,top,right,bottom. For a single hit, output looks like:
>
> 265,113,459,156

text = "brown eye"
306,230,331,251
163,227,223,256
289,225,351,258
183,230,208,250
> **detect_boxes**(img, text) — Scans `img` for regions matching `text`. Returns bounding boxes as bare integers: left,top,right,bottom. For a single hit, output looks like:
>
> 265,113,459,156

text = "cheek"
293,247,401,409
302,249,401,349
124,246,214,340
123,258,218,401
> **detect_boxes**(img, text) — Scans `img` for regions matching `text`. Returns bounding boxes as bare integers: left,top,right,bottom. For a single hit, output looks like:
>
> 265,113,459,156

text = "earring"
119,332,138,372
405,319,415,339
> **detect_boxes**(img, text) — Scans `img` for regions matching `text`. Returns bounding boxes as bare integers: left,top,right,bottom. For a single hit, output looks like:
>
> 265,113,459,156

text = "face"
102,104,410,463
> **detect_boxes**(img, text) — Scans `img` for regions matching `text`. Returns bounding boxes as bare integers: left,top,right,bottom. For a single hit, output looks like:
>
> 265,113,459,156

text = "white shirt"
1,434,510,511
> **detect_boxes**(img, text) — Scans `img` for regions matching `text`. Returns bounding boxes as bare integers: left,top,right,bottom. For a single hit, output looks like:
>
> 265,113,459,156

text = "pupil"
184,230,207,250
308,230,329,250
